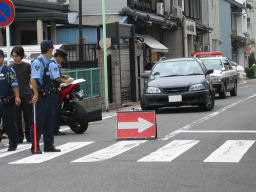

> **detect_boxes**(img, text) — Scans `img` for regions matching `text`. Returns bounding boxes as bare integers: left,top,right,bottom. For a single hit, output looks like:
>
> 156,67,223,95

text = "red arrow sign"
117,111,157,140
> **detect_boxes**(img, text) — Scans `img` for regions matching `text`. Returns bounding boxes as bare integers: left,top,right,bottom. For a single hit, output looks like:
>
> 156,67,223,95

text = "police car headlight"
146,87,161,93
189,84,205,91
210,76,222,83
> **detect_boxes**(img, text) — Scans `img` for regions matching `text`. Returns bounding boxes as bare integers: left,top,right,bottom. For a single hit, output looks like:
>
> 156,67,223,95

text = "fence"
62,68,102,99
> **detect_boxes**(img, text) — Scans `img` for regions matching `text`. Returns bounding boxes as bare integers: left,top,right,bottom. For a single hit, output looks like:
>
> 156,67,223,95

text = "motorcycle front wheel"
64,102,88,134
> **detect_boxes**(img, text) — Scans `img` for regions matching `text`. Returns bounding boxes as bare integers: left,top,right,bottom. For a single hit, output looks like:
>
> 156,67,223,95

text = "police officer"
49,49,73,136
0,49,21,151
30,40,60,154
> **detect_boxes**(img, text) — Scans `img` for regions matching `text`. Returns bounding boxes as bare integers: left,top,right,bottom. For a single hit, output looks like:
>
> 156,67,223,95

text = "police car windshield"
201,59,223,70
151,60,203,78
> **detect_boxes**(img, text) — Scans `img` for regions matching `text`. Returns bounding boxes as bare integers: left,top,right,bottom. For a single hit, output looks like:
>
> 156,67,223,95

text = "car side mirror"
140,72,150,79
206,69,214,75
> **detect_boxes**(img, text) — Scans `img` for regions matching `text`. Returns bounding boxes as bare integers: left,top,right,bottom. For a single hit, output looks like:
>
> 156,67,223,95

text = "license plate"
168,95,182,102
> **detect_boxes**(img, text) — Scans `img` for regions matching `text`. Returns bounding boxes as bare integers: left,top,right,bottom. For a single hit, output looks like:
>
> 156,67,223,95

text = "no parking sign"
0,0,15,28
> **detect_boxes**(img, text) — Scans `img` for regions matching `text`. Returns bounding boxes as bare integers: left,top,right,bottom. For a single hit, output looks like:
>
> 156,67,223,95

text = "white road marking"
138,140,199,162
9,142,93,164
72,140,147,163
0,144,31,159
204,140,255,163
160,93,256,141
180,130,256,133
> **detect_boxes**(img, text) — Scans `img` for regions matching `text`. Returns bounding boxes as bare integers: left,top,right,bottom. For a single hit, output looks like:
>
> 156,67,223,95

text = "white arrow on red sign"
118,117,153,133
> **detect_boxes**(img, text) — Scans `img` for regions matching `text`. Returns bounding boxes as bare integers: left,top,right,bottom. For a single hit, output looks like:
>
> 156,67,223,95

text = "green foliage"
249,56,256,68
245,67,255,79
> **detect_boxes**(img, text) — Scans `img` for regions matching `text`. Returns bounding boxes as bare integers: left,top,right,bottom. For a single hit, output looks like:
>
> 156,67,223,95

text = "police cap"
0,49,4,57
55,49,68,57
40,40,54,50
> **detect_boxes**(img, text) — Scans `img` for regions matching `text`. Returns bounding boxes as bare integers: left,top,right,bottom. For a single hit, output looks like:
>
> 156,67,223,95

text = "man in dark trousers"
10,46,33,143
30,40,61,154
0,49,21,151
49,49,73,136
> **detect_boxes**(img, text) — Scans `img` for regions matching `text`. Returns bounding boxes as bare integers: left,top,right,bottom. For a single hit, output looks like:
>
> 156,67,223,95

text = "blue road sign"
0,0,15,28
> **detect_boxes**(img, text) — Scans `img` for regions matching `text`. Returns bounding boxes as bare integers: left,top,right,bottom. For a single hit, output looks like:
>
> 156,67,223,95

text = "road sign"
117,111,157,140
0,0,15,28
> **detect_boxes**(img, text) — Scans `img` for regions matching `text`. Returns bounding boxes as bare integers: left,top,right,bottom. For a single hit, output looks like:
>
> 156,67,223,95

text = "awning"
72,15,127,26
231,34,246,43
196,21,212,33
225,0,244,9
121,7,177,30
138,35,168,53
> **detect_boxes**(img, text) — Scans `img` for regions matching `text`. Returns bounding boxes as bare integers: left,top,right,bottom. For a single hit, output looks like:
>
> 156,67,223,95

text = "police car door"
223,60,235,90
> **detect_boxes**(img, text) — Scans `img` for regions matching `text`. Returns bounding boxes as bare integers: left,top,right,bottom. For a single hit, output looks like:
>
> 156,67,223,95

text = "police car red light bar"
191,51,223,57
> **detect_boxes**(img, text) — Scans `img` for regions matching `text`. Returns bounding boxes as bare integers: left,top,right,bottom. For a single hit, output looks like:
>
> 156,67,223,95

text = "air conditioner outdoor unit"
157,3,164,15
48,0,70,5
172,6,182,18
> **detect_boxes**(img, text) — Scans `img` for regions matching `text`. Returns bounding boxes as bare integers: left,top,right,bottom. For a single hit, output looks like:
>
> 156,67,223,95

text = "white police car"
193,52,237,99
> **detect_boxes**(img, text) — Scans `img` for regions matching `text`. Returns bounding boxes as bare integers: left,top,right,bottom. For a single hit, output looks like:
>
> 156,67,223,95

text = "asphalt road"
1,79,256,192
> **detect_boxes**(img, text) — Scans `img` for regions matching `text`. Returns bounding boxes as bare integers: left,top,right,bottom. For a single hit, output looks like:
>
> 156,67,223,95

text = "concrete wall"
219,0,232,59
163,28,183,58
208,0,221,51
69,0,127,14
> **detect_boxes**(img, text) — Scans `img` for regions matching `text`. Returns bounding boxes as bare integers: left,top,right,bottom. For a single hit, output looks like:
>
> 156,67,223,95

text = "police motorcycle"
59,79,88,134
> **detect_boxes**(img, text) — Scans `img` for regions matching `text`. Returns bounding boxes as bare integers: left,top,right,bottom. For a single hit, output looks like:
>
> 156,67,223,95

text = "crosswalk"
0,140,254,165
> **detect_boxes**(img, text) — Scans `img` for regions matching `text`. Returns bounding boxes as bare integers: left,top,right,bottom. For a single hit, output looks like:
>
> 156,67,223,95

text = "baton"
33,103,37,153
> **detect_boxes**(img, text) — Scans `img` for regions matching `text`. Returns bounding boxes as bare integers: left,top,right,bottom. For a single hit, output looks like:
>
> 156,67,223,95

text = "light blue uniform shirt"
31,54,49,86
0,64,18,87
49,58,61,80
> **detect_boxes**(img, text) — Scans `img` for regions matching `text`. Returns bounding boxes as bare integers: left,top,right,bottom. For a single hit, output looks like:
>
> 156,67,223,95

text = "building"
0,0,69,46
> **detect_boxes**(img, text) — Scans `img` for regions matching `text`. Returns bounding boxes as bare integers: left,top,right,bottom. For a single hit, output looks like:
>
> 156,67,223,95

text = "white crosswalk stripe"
9,142,93,164
138,140,200,162
204,140,255,163
0,144,31,159
1,140,255,164
72,140,147,163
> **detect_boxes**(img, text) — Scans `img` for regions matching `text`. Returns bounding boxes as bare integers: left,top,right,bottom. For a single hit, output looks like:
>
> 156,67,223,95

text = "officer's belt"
0,96,14,104
39,88,58,97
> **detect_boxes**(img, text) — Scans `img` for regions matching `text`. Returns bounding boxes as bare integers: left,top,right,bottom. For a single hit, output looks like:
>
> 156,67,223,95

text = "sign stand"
116,111,157,140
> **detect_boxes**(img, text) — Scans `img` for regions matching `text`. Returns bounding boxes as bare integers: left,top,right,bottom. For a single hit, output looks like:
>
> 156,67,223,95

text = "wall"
163,28,183,58
219,0,232,58
208,0,221,51
69,0,127,14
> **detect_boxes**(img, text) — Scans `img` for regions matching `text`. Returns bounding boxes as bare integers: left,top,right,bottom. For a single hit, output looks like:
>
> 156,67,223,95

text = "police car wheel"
68,102,88,134
219,86,226,99
230,82,237,96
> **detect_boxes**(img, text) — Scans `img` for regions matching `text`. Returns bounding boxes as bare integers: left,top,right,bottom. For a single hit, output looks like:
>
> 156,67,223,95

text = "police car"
192,52,237,99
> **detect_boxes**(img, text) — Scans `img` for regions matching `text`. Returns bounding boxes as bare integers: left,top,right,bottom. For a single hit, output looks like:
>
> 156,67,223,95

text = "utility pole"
102,0,109,110
79,0,83,66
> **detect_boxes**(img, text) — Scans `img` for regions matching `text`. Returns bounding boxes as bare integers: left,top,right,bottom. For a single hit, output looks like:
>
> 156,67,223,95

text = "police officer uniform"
49,49,68,135
49,56,62,135
30,40,60,154
0,50,19,151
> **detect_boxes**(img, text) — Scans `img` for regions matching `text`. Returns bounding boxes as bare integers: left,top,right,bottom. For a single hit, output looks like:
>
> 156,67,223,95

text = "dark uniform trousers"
14,95,32,142
0,102,18,147
52,91,61,133
30,94,55,151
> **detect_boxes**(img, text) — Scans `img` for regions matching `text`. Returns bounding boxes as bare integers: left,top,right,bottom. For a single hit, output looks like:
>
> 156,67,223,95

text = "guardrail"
62,68,102,99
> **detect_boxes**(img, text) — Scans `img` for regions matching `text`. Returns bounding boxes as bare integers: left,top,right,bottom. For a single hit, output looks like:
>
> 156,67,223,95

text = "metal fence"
62,68,102,99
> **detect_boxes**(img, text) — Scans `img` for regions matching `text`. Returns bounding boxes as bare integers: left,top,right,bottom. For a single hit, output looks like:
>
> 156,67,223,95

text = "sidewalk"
102,101,141,119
